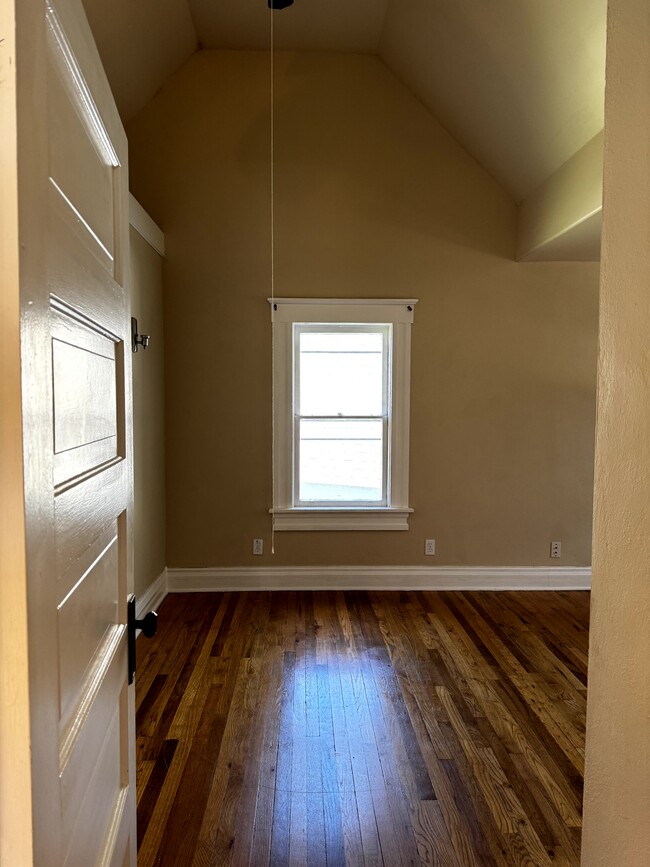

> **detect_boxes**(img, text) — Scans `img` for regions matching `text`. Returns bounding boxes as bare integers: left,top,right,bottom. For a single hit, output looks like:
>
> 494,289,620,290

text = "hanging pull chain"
270,5,276,555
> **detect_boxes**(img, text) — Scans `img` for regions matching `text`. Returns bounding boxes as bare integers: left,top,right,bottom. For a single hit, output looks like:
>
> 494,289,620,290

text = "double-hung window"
270,299,416,531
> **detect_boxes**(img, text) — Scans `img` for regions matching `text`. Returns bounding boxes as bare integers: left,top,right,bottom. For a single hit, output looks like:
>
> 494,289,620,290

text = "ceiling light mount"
268,0,294,8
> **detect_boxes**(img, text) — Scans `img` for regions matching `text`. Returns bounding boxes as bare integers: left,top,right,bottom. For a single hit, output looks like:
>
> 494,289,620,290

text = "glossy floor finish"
135,590,589,866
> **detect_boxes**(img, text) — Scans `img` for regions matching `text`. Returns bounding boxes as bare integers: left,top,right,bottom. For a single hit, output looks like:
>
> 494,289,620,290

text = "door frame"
0,0,40,859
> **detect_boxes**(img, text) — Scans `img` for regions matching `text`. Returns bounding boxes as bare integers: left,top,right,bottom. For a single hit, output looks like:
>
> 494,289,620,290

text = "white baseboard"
166,566,591,593
136,568,168,619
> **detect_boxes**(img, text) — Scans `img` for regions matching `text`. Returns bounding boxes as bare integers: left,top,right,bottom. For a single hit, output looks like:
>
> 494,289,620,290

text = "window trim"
269,298,417,531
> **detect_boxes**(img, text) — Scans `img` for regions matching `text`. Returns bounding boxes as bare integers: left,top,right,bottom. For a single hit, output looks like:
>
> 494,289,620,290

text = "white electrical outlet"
253,538,264,555
425,539,436,556
550,541,561,559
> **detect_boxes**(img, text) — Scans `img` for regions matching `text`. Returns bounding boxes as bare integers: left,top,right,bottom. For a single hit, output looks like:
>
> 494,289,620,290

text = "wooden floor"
135,590,589,866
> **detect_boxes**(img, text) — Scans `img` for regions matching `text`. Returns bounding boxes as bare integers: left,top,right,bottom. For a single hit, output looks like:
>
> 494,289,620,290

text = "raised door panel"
46,6,119,275
51,300,122,488
57,521,120,725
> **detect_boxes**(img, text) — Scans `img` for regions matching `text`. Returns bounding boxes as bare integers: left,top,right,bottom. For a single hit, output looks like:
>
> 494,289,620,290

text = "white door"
1,0,136,864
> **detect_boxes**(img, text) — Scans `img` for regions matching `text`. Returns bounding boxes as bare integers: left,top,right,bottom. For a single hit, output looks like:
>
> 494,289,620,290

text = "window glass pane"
298,419,383,502
299,331,384,417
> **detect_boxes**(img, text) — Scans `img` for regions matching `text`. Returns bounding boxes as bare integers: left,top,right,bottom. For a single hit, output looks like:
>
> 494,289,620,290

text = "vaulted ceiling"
81,0,607,259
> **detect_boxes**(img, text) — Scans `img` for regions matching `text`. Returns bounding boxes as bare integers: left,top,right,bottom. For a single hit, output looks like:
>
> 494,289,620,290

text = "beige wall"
129,226,166,594
127,50,599,569
582,0,650,863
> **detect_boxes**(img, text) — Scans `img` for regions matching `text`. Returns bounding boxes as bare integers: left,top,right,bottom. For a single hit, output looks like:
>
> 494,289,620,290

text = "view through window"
295,326,390,505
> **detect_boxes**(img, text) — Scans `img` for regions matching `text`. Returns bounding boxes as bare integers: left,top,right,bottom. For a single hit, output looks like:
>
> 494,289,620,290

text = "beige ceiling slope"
378,0,606,260
379,0,606,203
189,0,389,51
81,0,606,259
81,0,198,121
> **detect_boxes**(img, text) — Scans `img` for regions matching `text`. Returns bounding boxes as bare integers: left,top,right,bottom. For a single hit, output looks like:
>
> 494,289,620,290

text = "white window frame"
269,298,417,531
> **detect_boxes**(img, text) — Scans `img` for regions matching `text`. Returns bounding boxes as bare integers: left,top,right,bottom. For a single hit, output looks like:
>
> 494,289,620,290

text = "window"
270,298,417,530
295,325,389,506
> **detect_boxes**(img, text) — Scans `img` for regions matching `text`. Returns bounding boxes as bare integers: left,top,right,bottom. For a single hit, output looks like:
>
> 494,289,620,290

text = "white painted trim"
271,508,413,531
167,566,591,593
270,298,417,324
129,194,164,256
135,569,168,621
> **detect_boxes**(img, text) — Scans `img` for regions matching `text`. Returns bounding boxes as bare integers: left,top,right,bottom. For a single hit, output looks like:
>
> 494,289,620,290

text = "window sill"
270,507,413,531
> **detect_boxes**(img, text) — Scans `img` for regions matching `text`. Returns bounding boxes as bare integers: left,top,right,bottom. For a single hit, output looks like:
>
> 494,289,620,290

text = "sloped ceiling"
81,0,196,123
380,0,607,202
82,0,607,254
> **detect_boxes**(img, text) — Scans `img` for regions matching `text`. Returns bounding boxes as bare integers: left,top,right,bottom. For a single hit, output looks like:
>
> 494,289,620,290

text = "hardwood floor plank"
188,601,267,865
136,590,589,866
431,596,583,830
137,739,178,852
492,678,584,805
137,597,229,866
414,800,461,867
322,627,366,867
497,593,589,683
448,594,584,803
358,643,421,859
140,594,225,761
509,753,580,866
437,686,532,840
269,650,295,866
227,597,277,866
135,594,197,712
478,593,586,695
316,665,346,866
137,759,156,807
439,757,503,867
445,594,585,774
249,598,285,866
153,685,226,866
336,646,382,864
209,592,239,657
475,715,557,853
136,674,167,737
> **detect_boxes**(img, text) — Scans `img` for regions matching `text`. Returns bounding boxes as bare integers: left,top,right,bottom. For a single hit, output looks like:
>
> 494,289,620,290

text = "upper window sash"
293,322,391,417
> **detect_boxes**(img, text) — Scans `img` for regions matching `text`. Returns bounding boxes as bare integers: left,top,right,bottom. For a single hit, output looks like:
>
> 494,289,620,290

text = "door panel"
46,3,119,272
13,0,136,863
52,339,117,453
51,300,121,486
57,522,119,723
60,654,128,866
55,462,126,574
48,68,116,265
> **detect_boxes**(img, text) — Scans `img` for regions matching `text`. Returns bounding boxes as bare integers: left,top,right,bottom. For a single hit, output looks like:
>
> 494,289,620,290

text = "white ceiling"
82,0,607,207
